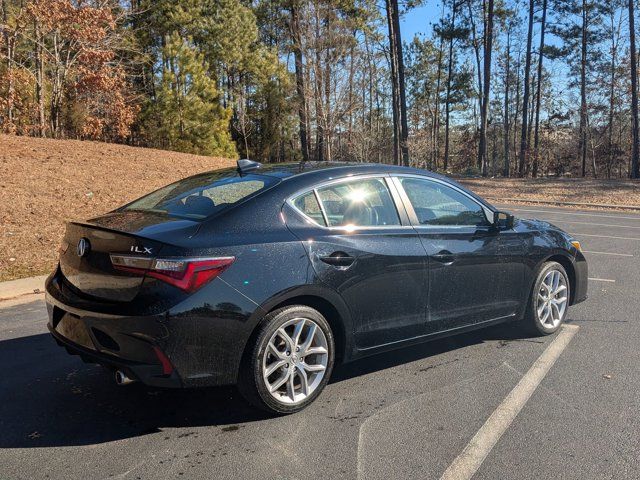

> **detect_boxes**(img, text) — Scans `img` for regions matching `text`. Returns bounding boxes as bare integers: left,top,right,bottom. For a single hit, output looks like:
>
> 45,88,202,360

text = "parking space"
1,204,639,479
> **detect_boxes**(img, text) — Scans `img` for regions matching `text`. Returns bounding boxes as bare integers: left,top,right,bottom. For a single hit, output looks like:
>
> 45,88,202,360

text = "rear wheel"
238,306,335,414
523,261,570,335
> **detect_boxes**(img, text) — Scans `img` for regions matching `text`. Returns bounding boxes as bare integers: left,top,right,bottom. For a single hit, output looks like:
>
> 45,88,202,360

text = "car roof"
214,161,495,213
251,162,496,211
253,161,449,181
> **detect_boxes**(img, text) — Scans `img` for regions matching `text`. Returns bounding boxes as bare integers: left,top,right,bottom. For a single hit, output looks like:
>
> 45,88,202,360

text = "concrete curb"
485,197,640,212
0,275,48,302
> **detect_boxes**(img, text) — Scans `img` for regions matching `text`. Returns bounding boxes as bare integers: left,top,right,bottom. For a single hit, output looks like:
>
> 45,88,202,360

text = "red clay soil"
0,134,235,281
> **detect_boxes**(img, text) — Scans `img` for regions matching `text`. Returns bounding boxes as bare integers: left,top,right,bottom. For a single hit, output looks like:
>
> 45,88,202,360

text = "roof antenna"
237,158,262,175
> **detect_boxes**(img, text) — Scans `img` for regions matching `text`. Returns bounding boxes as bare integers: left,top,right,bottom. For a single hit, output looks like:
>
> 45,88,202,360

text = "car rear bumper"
45,268,264,388
47,320,183,388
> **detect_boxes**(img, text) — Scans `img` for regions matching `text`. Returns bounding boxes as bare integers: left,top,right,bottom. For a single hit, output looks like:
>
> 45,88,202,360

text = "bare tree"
631,0,640,178
289,2,310,162
443,0,459,171
519,0,535,176
478,0,495,176
503,22,513,177
385,0,409,166
532,0,548,177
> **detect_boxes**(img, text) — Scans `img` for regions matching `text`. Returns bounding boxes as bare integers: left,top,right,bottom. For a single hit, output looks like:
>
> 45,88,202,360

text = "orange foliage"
4,0,140,141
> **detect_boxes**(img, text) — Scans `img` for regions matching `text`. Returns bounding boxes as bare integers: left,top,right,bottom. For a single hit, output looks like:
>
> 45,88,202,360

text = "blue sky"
400,3,443,41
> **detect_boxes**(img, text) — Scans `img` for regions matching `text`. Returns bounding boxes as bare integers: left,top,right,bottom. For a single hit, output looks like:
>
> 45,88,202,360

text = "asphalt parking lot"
1,204,639,480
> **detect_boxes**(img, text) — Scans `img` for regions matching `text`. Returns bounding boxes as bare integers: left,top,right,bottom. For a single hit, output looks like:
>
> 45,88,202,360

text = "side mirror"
493,211,514,230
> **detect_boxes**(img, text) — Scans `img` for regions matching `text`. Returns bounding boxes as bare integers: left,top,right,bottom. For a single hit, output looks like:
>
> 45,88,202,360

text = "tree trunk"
347,30,356,153
393,1,409,167
532,0,548,178
432,32,445,170
631,0,640,178
385,0,409,166
579,0,589,177
513,50,522,165
519,0,535,177
325,47,332,161
290,3,310,163
2,0,15,131
314,7,325,162
478,0,494,176
503,28,511,177
466,0,484,116
35,19,46,137
443,0,458,172
607,11,616,178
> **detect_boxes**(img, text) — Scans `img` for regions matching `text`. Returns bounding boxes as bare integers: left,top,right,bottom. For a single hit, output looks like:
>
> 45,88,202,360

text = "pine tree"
152,33,237,157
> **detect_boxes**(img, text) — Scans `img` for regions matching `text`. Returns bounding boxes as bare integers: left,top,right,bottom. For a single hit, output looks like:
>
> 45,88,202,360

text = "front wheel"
523,261,571,335
238,306,335,414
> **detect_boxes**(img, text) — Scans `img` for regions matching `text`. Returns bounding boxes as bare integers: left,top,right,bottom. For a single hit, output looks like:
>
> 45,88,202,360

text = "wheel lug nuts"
295,347,300,352
286,351,290,356
285,363,289,368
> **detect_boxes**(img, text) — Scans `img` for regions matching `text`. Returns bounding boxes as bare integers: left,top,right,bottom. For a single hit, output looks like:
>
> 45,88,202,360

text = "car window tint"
398,177,489,226
124,173,276,220
315,178,400,227
293,191,327,226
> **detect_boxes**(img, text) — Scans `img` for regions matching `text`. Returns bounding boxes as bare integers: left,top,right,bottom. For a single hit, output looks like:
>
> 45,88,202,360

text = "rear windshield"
122,172,277,220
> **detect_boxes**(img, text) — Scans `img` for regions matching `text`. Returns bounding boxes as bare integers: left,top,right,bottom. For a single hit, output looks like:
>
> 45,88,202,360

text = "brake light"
110,255,235,293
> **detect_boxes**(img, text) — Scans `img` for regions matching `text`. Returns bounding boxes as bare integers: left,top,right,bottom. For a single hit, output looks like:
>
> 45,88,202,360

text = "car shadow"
0,322,543,449
330,321,538,383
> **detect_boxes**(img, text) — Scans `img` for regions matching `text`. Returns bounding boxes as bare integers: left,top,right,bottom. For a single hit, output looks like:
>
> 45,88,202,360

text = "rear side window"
293,177,400,228
293,192,326,225
123,172,277,220
398,177,489,226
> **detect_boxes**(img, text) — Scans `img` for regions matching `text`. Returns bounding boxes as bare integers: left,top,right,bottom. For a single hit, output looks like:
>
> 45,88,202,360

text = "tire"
522,261,571,336
238,305,335,414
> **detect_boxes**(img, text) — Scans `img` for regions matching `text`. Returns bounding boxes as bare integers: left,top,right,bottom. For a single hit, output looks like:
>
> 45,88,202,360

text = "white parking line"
555,220,640,229
582,250,634,257
439,324,579,480
499,207,640,221
569,232,640,241
588,277,616,283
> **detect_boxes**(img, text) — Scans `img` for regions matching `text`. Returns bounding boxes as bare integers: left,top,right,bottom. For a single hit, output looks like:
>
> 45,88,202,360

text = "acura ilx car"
45,160,587,413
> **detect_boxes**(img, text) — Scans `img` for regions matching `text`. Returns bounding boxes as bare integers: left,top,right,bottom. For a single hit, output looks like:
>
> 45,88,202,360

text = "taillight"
110,255,235,293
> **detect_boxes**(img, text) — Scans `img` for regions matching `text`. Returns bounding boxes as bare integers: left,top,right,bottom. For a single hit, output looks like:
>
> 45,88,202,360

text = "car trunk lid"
59,211,200,302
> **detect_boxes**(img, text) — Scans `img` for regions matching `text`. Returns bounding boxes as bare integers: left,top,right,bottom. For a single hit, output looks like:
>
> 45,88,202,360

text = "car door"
392,175,524,334
286,175,429,350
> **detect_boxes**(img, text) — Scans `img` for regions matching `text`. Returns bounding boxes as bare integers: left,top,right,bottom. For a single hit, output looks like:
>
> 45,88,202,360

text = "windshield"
122,172,278,220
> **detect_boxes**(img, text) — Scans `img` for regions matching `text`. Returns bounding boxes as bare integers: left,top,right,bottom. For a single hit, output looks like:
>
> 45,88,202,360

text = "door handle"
319,252,356,268
432,250,455,265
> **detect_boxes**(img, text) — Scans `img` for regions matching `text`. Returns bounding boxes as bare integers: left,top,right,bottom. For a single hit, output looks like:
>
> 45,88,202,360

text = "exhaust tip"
115,370,136,386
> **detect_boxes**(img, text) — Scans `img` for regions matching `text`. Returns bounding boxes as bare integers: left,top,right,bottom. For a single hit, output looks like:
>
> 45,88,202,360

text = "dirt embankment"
458,177,640,208
0,134,235,281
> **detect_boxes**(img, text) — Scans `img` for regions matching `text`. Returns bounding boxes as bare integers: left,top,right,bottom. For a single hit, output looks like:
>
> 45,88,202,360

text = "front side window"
398,177,489,227
294,177,401,227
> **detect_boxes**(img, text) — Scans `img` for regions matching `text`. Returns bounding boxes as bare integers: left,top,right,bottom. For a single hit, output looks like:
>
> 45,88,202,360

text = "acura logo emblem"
77,238,90,257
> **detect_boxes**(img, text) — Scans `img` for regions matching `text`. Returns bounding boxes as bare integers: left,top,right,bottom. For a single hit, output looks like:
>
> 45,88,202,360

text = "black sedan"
45,160,588,413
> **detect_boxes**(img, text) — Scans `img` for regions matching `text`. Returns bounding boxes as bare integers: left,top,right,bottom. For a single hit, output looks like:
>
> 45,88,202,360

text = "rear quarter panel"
162,189,354,378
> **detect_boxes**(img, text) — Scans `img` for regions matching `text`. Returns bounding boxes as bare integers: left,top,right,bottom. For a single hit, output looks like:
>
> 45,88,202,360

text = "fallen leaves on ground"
1,134,235,281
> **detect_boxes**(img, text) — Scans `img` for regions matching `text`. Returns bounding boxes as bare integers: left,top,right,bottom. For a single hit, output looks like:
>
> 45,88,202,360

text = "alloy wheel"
536,269,568,329
262,317,329,405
